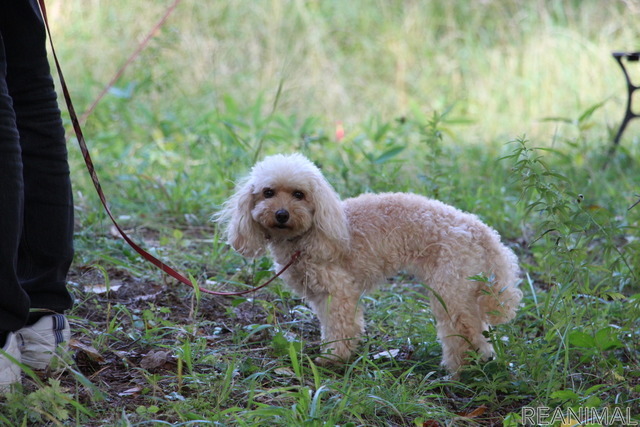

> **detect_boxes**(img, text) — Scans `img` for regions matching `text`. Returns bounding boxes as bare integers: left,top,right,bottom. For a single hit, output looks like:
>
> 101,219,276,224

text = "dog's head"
217,153,350,258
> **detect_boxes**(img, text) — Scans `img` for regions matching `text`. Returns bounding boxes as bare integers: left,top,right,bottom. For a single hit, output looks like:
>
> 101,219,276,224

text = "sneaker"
17,314,70,370
0,333,21,392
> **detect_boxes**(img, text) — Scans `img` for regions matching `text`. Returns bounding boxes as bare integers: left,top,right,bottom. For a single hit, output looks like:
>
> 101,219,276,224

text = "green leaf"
271,331,291,356
550,389,580,403
594,327,623,351
584,395,602,407
373,146,406,164
541,116,573,124
309,385,329,418
577,100,607,123
288,339,302,379
244,324,273,343
372,123,391,142
271,331,302,357
231,297,249,307
502,412,522,427
568,330,595,348
602,292,625,301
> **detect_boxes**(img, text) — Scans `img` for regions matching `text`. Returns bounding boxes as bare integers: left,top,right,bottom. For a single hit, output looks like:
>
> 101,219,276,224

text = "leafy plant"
1,379,88,425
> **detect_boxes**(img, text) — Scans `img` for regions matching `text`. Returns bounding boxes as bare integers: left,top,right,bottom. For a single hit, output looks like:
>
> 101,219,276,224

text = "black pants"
0,0,73,333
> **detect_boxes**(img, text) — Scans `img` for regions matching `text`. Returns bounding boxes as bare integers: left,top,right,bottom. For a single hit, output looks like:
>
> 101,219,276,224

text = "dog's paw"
314,353,345,366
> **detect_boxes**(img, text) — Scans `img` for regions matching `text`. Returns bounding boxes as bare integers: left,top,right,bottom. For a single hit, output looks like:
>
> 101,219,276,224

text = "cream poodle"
218,153,522,373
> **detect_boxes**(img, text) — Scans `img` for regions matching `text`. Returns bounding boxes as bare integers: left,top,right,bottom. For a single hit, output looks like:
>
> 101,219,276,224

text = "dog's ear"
309,174,350,255
216,179,266,258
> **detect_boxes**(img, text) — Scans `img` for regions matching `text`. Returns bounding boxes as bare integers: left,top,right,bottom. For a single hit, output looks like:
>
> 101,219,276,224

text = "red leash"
37,0,299,296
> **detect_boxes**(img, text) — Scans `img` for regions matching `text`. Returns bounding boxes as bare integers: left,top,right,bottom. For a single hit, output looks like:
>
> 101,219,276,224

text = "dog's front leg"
307,291,364,365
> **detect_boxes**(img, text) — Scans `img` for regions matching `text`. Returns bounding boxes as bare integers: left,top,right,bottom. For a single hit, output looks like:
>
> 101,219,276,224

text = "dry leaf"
69,339,105,363
118,386,143,397
274,367,295,377
371,349,399,360
140,350,173,370
83,281,122,294
456,405,487,418
109,225,122,239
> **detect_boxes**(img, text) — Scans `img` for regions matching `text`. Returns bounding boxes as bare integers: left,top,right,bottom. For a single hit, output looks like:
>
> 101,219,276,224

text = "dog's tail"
477,227,523,325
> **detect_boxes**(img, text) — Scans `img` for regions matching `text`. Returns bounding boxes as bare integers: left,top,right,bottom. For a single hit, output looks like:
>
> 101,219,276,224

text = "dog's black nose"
275,209,290,224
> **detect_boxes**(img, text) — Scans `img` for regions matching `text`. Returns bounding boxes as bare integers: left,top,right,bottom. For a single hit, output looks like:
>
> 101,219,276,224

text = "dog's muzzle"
275,209,290,226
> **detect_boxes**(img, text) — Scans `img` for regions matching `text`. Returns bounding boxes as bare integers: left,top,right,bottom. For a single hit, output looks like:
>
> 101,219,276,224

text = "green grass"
49,0,640,144
2,1,639,425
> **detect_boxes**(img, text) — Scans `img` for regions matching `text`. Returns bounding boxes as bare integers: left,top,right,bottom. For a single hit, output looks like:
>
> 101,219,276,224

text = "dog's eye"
263,188,275,198
292,191,305,200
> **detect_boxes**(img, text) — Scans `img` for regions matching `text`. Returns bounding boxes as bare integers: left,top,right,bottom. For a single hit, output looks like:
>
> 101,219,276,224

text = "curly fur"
217,153,522,373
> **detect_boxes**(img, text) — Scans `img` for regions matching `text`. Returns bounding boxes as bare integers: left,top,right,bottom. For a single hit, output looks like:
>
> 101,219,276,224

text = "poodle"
217,153,522,373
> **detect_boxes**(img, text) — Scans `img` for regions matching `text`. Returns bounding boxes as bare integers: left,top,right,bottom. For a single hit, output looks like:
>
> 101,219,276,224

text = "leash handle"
37,0,298,296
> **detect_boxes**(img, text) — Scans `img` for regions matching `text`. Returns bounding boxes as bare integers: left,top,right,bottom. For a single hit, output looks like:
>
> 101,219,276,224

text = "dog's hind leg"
307,291,364,365
429,284,494,373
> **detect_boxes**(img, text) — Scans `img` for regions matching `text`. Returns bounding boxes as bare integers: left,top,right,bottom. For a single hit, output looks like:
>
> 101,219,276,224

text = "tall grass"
49,0,640,144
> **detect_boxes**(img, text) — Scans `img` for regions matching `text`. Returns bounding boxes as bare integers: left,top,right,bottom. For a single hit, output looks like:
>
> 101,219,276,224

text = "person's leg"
2,0,74,319
0,16,29,392
0,19,31,343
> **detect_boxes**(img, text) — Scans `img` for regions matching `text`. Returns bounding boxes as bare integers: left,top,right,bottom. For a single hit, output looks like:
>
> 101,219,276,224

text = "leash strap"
37,0,298,296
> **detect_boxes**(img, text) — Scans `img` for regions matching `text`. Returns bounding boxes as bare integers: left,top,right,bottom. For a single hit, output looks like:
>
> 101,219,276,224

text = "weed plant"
1,1,639,426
